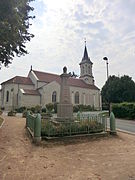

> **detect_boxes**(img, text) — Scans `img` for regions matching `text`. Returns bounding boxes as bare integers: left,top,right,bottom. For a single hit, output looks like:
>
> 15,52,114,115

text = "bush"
73,105,79,112
1,107,5,111
112,102,135,120
30,107,36,113
54,103,58,113
41,112,52,119
15,106,26,113
35,105,42,113
73,104,94,112
22,110,27,118
8,111,16,116
41,119,103,137
42,107,46,113
30,105,42,113
46,103,54,112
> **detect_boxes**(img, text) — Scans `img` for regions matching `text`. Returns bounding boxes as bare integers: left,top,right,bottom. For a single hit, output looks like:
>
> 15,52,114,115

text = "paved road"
108,118,135,133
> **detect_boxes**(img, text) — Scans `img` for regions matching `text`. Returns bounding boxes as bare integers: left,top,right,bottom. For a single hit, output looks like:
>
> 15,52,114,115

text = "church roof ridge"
21,89,40,96
1,76,33,85
33,69,59,77
33,69,99,90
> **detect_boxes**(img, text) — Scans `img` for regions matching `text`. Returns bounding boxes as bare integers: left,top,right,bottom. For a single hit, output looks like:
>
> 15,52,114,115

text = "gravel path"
0,116,135,180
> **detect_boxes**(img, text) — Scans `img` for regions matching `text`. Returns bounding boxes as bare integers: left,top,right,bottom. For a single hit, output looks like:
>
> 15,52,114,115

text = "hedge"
112,102,135,120
73,105,95,112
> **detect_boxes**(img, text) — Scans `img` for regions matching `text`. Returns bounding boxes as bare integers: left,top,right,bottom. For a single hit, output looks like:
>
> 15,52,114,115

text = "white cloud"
0,0,135,89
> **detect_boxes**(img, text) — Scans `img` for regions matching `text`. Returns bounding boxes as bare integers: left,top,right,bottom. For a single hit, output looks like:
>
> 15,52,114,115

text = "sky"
0,0,135,89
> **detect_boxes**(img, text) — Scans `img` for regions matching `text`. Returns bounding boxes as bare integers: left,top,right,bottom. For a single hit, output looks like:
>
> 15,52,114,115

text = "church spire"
83,43,89,60
80,40,92,64
79,39,94,85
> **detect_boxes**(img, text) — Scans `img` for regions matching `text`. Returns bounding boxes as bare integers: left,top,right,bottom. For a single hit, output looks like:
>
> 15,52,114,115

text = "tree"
0,0,35,68
101,75,135,105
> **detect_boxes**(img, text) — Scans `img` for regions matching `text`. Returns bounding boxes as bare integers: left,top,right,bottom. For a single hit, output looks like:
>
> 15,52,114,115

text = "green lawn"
0,117,4,126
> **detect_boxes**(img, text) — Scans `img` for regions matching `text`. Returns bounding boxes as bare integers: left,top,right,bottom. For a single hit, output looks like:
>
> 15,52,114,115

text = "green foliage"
41,119,103,137
73,105,80,112
46,103,54,112
41,107,46,113
34,105,42,113
0,0,35,68
73,104,94,112
54,103,58,113
30,107,35,113
15,106,26,113
112,102,135,120
22,110,27,118
8,110,16,116
101,75,135,104
41,112,52,119
30,105,42,113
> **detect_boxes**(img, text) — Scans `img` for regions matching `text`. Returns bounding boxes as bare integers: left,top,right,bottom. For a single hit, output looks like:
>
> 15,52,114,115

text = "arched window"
52,91,57,103
85,64,87,73
82,66,84,74
6,91,9,102
88,66,91,74
75,92,79,104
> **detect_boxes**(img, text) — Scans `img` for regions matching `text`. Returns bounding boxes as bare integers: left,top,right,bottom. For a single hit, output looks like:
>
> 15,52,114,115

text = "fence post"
34,113,41,143
102,115,106,132
26,111,30,128
77,111,80,120
110,112,117,135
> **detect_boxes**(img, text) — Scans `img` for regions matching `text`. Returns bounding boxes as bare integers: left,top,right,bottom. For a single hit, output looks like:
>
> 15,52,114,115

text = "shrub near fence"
112,102,135,120
41,114,107,137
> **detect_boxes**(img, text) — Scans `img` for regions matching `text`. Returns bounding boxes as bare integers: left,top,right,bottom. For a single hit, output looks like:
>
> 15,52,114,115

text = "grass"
0,117,4,127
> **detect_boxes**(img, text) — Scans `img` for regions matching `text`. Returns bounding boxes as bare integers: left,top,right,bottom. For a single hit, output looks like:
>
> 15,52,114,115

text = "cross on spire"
84,37,86,46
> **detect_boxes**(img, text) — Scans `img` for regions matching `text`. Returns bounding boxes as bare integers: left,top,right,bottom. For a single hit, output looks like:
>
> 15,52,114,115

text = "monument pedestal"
57,66,73,121
57,103,73,120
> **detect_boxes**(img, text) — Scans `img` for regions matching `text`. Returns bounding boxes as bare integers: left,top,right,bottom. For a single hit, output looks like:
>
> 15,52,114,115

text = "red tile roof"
1,76,34,85
33,70,60,82
22,89,40,96
33,70,99,90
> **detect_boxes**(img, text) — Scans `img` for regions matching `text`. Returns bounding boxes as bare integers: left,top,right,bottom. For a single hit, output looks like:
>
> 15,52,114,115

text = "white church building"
0,45,102,111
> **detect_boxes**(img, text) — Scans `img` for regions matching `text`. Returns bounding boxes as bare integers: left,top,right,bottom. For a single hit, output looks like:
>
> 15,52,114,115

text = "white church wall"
69,86,101,109
37,81,47,89
28,70,38,89
41,81,60,106
1,83,34,110
18,90,40,107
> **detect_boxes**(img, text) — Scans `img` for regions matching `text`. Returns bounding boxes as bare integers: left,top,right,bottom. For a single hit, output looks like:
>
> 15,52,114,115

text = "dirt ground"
0,116,135,180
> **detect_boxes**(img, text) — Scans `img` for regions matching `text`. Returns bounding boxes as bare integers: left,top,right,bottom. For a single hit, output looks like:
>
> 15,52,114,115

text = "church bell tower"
79,41,94,85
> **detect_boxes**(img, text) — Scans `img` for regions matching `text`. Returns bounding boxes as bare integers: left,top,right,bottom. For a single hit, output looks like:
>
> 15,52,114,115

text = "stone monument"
57,67,73,120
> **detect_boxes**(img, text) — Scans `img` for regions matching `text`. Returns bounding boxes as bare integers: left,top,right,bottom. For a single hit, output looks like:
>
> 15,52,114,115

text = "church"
0,44,102,111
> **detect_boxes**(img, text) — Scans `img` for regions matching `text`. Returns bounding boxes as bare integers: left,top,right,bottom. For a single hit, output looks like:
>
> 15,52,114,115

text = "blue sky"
0,0,135,88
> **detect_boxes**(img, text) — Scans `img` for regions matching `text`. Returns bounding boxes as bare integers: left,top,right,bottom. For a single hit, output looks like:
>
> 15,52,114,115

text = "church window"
6,91,9,102
82,66,84,74
75,92,79,104
88,66,91,74
85,64,87,73
52,91,57,103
